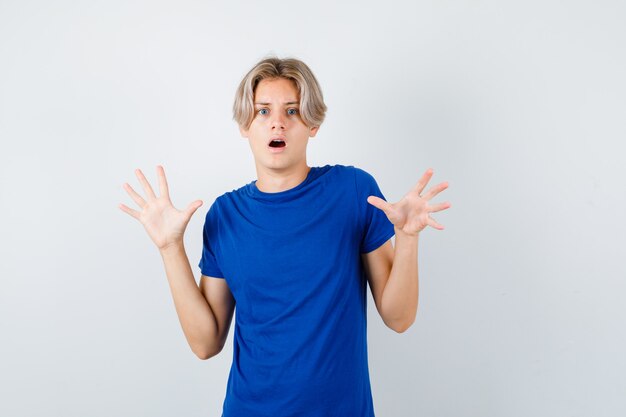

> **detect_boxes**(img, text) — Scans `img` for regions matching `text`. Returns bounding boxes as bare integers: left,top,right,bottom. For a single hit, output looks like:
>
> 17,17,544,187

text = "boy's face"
239,77,319,173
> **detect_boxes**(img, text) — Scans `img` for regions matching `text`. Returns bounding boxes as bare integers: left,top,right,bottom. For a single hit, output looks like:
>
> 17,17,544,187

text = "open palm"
367,168,451,236
119,165,203,250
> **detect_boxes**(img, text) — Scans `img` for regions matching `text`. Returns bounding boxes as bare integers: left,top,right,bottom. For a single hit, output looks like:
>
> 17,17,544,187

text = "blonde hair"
232,56,327,130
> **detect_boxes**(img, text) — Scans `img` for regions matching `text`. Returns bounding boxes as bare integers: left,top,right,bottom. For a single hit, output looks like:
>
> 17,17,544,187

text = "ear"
239,125,248,138
309,125,320,138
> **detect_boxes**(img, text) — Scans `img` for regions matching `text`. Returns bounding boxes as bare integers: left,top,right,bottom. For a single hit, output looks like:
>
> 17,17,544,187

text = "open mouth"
269,139,286,148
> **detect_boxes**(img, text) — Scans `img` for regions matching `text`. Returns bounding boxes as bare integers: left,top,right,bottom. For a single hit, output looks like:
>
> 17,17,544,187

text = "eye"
258,108,269,115
287,108,298,115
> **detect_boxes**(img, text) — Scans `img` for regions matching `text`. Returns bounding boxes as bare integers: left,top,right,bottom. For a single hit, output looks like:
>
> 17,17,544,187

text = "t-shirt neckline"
245,165,330,201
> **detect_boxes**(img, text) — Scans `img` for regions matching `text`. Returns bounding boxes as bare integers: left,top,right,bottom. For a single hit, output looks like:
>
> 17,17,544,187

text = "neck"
255,163,311,193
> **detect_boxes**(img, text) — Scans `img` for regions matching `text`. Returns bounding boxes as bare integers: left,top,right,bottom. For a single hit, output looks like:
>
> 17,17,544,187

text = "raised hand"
366,168,451,237
119,165,203,250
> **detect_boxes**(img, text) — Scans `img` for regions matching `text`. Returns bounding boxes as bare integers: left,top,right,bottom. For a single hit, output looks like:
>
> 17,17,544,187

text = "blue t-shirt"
198,164,395,417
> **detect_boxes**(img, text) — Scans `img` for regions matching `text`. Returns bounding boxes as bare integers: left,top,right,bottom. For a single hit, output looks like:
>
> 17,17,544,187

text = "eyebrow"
254,101,299,105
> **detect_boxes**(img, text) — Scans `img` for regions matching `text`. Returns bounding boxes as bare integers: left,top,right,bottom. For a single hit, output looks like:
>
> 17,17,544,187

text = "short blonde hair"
232,56,327,130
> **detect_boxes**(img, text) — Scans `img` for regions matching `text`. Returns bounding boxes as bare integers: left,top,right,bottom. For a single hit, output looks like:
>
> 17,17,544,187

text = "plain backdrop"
1,0,625,416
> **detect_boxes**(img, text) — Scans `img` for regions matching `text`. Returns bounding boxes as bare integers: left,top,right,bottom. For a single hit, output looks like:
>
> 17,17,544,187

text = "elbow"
381,296,418,334
195,350,217,360
387,312,417,334
392,320,414,333
194,345,222,360
196,351,213,360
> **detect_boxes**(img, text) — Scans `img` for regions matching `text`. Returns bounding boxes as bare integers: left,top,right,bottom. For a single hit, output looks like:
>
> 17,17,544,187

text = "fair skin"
119,166,234,360
119,75,451,361
361,168,451,332
239,77,319,193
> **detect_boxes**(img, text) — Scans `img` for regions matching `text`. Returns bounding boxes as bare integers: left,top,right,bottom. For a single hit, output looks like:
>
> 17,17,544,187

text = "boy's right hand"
119,165,203,251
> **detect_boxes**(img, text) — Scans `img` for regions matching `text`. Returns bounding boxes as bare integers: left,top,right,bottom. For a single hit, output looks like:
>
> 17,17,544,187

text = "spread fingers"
135,168,157,200
122,182,147,208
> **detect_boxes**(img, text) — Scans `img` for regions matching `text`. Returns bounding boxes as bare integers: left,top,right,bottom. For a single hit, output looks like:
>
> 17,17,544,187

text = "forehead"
254,78,299,104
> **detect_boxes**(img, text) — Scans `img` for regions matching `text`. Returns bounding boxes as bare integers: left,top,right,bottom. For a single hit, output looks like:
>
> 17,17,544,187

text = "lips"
268,137,287,148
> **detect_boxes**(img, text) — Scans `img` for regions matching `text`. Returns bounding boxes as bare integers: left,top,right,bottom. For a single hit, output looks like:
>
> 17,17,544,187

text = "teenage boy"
120,56,450,417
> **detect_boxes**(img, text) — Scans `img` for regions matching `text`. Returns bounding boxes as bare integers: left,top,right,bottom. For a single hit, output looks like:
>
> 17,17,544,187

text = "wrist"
394,225,420,239
159,240,185,255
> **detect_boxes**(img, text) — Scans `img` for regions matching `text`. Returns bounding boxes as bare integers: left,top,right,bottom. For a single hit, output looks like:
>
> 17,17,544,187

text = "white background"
1,0,624,416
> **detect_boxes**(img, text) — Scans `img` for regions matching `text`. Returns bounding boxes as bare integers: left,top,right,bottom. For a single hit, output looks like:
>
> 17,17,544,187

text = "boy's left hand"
367,168,451,237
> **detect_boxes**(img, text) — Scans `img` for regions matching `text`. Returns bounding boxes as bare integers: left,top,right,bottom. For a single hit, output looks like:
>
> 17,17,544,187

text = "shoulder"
204,193,230,220
327,163,372,180
332,164,378,189
214,181,251,206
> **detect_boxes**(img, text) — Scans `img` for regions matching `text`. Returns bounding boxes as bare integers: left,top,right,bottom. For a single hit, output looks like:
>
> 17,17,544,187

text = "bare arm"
199,274,236,355
364,168,451,332
119,165,234,359
160,243,225,359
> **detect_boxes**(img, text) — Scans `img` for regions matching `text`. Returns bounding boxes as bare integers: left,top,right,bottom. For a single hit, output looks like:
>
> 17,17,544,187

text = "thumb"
367,196,391,213
185,200,203,218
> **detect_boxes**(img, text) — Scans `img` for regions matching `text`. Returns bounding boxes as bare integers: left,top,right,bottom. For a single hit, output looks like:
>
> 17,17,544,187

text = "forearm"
159,242,220,359
381,228,419,332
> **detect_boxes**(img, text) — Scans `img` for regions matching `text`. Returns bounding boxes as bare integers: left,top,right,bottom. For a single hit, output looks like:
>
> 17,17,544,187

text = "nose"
270,111,286,130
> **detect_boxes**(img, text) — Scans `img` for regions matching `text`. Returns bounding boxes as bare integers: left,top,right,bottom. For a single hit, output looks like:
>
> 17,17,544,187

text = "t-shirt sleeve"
198,199,225,278
354,167,396,253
